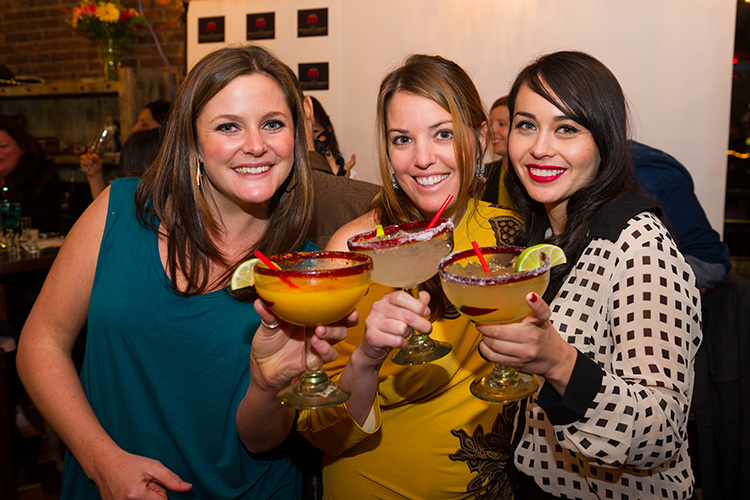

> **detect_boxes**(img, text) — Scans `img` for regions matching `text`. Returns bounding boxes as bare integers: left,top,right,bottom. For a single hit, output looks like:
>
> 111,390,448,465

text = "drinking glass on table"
347,218,454,365
0,201,21,232
439,246,551,402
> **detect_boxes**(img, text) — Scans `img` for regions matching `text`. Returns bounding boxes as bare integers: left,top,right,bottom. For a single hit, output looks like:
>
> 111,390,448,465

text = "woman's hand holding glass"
250,299,358,395
80,152,103,177
357,289,432,367
474,292,578,396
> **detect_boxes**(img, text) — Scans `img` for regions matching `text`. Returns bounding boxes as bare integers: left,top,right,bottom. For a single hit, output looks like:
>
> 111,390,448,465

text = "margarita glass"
438,246,551,402
254,251,373,409
347,218,454,365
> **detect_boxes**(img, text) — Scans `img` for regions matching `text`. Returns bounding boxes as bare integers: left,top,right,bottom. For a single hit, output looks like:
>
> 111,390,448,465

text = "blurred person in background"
481,95,513,207
0,116,61,233
310,96,356,177
80,100,172,199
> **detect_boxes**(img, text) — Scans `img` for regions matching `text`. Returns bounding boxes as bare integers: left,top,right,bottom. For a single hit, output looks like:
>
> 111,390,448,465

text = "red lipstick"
526,164,565,183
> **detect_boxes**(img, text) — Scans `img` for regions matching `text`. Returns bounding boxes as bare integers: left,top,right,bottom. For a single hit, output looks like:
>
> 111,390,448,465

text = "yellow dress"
298,200,522,500
495,168,514,210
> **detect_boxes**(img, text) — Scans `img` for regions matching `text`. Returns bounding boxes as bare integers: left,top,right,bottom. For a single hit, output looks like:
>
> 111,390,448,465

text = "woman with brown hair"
17,45,342,499
298,54,522,499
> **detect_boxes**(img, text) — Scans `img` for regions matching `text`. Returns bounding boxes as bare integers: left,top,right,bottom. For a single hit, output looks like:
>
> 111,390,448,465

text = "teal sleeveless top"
61,177,312,499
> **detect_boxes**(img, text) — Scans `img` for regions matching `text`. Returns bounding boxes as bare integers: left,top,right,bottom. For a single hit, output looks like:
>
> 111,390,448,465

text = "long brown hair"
373,54,488,320
135,45,312,296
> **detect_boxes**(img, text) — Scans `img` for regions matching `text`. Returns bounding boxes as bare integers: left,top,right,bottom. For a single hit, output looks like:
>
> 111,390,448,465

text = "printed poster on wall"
298,62,329,91
298,8,328,37
198,16,225,43
247,12,275,40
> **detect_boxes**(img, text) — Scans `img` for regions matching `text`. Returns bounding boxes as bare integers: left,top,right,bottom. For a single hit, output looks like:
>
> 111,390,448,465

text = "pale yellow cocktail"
439,246,551,402
439,251,550,324
347,219,454,365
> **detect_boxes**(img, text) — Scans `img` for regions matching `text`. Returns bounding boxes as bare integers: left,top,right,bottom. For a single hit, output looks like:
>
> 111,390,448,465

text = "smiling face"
508,84,600,232
0,130,22,179
489,104,510,157
195,73,295,216
386,91,462,219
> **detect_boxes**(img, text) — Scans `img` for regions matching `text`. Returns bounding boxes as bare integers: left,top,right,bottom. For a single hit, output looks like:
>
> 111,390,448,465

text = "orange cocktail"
255,274,371,326
254,251,373,409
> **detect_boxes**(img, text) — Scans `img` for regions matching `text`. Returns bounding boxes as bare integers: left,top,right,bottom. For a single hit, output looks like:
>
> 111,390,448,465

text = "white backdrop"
187,0,736,235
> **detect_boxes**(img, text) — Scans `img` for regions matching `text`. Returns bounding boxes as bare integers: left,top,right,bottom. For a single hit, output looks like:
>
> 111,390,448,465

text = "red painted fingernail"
529,293,538,303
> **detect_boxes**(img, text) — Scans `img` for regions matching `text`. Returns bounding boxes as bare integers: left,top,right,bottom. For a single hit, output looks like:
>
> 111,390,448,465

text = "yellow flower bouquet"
69,1,148,80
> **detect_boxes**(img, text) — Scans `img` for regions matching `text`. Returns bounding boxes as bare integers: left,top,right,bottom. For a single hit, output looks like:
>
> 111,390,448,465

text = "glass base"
277,370,350,410
391,335,452,366
470,370,538,403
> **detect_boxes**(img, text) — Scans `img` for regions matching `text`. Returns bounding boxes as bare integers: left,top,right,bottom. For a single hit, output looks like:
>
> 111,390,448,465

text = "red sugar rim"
347,218,454,252
254,251,373,279
438,246,551,286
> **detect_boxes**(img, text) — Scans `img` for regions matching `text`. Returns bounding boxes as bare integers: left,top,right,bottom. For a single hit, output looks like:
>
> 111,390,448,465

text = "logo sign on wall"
298,62,329,91
298,8,328,38
198,16,225,43
247,12,275,40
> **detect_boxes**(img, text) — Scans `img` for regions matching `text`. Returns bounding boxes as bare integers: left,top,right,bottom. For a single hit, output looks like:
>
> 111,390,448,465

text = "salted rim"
254,251,373,278
347,218,454,251
438,246,551,286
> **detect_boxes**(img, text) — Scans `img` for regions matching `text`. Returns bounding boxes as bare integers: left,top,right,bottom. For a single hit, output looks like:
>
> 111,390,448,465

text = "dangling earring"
475,161,486,179
391,173,400,190
196,160,204,186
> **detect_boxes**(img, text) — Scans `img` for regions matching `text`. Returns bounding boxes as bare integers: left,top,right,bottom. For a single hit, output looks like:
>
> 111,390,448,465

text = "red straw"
471,241,490,273
254,250,298,288
426,194,453,229
254,250,280,270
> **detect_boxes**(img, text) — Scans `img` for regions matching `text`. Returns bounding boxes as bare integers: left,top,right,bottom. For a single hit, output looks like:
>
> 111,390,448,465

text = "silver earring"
475,161,486,179
391,173,400,190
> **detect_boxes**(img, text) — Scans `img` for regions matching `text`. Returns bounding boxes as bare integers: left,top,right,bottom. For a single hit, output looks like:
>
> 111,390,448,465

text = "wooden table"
0,247,59,331
0,249,57,276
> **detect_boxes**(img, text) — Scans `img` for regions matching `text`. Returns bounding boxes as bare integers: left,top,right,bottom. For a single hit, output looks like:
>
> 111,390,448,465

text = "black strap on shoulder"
587,191,664,244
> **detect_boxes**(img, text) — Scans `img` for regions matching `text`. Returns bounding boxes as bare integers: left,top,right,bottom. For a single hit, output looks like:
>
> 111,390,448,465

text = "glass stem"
304,326,322,372
491,364,520,387
300,326,329,388
405,287,419,334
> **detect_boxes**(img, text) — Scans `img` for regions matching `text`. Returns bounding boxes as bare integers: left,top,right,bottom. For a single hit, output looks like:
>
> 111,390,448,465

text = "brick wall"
0,0,187,82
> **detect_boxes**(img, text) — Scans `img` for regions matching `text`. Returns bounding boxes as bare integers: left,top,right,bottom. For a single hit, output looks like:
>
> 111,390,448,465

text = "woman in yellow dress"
298,54,521,499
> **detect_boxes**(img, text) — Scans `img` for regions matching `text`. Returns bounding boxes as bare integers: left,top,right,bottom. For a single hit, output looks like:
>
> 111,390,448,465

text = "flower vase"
100,38,120,81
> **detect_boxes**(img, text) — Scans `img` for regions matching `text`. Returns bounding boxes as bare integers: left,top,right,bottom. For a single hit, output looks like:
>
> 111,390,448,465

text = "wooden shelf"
0,68,175,147
52,153,119,165
0,79,119,98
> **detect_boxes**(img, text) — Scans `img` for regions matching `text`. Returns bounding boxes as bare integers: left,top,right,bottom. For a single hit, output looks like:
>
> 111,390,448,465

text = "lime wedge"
515,244,566,271
231,258,260,290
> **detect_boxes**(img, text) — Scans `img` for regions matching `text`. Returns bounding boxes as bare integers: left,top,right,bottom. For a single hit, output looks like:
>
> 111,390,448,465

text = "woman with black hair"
309,96,356,176
477,51,701,499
